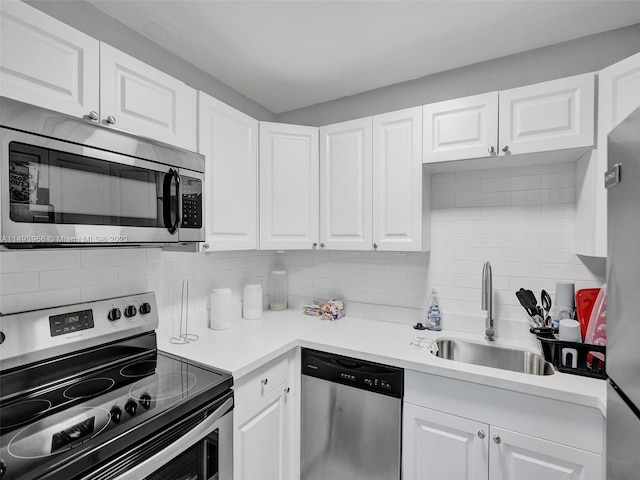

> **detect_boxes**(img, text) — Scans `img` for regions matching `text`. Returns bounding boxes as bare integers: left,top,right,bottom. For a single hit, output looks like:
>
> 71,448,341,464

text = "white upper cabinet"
0,3,197,151
576,52,640,258
199,93,258,251
373,107,429,252
423,74,595,164
499,73,595,156
320,117,373,250
423,92,499,162
0,1,99,118
260,122,319,250
100,43,197,151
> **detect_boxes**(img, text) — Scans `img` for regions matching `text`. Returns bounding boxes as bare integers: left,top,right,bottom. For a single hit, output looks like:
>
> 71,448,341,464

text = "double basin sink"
432,338,555,376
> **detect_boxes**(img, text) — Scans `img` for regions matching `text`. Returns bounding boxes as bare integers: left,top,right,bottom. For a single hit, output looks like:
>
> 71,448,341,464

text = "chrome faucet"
482,261,494,341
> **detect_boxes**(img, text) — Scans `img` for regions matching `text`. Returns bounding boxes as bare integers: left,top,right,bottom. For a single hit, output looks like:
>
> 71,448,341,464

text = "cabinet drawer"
234,355,289,412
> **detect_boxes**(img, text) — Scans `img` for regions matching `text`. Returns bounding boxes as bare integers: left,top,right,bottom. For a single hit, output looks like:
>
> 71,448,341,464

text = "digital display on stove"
49,309,94,336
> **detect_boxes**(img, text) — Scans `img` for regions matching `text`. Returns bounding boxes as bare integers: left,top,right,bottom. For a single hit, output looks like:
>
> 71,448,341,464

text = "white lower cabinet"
233,351,298,480
235,382,291,480
403,371,604,480
403,403,489,480
490,426,602,480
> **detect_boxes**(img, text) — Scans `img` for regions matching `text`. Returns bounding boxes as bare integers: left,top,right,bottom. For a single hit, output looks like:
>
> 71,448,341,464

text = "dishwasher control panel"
302,348,403,398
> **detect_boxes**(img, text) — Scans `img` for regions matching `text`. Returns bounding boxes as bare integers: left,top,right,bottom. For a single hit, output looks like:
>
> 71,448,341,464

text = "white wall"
0,248,277,321
277,24,640,126
281,161,604,337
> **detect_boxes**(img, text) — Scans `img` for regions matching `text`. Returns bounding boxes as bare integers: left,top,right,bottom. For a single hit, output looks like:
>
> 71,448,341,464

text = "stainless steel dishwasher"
301,348,403,480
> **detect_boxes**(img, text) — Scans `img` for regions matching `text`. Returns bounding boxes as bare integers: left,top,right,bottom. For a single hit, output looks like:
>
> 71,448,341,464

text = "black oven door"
86,396,233,480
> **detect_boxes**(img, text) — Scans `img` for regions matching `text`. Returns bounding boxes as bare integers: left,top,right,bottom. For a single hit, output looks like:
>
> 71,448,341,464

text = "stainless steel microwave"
0,97,205,247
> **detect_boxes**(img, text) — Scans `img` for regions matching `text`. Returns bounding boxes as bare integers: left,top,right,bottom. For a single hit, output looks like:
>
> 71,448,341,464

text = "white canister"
243,283,263,320
209,288,232,330
555,282,575,310
269,270,288,311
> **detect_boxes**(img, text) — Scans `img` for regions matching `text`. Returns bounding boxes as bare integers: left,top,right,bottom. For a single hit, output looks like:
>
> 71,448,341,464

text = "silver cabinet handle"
105,115,117,125
493,434,501,444
320,243,325,248
373,243,378,250
312,242,318,248
202,243,210,250
488,146,495,154
261,378,268,386
284,386,290,394
501,145,509,153
478,430,485,439
87,111,99,122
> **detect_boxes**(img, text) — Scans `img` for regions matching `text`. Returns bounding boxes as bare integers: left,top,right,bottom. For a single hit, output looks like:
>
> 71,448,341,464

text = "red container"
575,288,600,339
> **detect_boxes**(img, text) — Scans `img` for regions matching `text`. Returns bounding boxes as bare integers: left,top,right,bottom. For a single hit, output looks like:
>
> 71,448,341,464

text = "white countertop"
158,309,606,416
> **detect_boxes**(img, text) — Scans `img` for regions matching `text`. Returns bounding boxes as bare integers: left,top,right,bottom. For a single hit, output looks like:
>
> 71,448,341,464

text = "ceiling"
88,1,640,114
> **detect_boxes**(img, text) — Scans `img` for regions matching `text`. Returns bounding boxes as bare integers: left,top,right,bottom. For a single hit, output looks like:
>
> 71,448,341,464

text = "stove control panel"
1,292,160,372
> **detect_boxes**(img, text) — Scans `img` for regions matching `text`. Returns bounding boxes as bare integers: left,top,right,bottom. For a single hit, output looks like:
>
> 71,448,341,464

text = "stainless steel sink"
433,338,555,376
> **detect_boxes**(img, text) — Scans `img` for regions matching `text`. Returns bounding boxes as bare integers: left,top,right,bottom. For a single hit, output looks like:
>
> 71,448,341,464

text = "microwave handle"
162,169,181,234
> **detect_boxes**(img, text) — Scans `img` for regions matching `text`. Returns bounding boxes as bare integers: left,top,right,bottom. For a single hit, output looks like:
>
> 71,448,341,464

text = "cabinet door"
402,403,489,480
577,52,640,257
235,383,293,480
0,1,99,118
489,427,602,480
498,73,595,156
100,43,197,151
199,93,258,251
259,122,319,250
320,117,373,250
373,107,427,251
423,92,499,163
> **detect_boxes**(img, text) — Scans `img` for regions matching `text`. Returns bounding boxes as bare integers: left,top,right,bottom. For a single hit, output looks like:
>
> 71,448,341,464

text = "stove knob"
124,399,137,416
0,331,5,345
139,302,152,315
0,459,6,477
124,305,137,318
139,393,152,409
110,406,122,424
108,308,122,322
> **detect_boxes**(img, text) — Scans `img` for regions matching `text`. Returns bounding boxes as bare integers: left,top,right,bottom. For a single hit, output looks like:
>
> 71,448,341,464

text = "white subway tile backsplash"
455,166,510,180
81,248,147,267
0,288,79,314
456,191,510,208
0,250,81,273
0,248,276,315
40,267,118,291
0,271,39,295
81,280,147,302
0,161,603,340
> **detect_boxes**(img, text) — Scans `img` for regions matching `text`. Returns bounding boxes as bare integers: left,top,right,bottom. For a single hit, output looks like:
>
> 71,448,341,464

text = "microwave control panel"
181,177,202,229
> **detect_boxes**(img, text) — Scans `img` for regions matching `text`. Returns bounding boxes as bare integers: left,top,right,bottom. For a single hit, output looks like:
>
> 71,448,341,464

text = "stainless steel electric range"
0,292,233,480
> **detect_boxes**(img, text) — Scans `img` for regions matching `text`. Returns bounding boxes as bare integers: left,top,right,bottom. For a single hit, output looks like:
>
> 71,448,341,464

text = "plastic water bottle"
426,288,442,331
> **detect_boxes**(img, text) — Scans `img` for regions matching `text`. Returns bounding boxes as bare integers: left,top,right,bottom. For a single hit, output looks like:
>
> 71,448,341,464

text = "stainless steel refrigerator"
606,106,640,479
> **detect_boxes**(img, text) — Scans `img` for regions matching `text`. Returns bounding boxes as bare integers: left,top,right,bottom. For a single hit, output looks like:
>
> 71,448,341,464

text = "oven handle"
112,397,233,480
